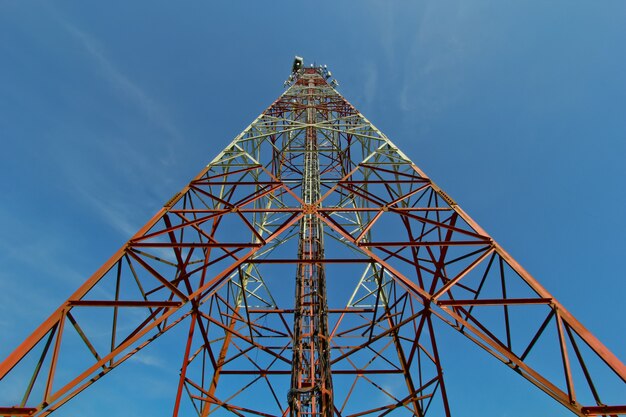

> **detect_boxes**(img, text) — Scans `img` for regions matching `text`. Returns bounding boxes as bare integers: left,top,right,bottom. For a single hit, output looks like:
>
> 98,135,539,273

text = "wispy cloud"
129,352,166,369
363,62,378,105
0,213,85,288
398,1,468,116
73,183,141,238
377,3,398,68
0,207,86,356
59,20,183,144
37,9,186,238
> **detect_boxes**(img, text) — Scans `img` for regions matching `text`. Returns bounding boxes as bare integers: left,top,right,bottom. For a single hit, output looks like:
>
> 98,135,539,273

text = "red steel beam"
0,408,37,416
581,405,626,415
437,298,552,306
68,300,183,307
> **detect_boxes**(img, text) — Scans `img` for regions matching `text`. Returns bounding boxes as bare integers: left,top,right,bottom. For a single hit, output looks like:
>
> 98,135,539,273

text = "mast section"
289,69,334,417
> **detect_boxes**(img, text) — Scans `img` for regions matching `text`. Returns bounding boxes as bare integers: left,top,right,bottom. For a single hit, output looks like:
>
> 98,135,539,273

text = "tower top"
284,55,338,88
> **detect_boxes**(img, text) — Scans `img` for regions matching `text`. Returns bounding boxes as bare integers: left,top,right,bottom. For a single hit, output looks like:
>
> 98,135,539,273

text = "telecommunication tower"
0,57,624,417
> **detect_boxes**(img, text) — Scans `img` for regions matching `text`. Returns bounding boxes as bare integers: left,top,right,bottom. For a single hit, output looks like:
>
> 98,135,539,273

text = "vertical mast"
289,68,334,417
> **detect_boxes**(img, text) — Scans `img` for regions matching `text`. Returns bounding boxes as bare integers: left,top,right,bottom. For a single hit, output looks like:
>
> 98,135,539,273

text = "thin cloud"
42,11,184,236
363,62,378,105
71,179,142,238
399,1,467,115
0,217,84,288
129,352,166,369
372,2,399,69
59,20,182,143
0,209,86,358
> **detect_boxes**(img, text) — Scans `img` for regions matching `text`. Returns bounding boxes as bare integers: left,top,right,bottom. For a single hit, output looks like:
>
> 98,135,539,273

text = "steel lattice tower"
0,58,624,417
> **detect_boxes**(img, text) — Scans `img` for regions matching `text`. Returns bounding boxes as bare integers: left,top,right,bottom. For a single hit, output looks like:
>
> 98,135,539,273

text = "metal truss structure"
1,61,625,417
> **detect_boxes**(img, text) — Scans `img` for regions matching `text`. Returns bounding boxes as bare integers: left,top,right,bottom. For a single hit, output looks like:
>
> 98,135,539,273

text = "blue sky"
0,1,625,416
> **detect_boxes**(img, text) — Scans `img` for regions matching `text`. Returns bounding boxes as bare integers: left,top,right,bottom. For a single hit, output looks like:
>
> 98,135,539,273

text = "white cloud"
32,8,185,238
364,62,378,105
59,21,183,144
377,3,398,67
129,352,166,369
0,225,84,288
399,0,468,115
72,181,140,238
